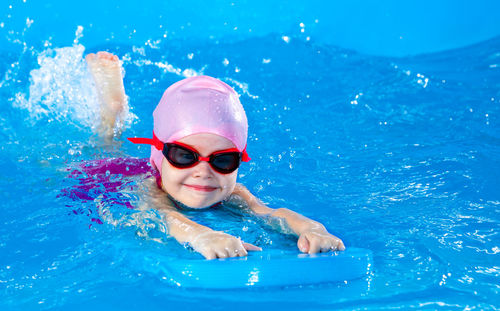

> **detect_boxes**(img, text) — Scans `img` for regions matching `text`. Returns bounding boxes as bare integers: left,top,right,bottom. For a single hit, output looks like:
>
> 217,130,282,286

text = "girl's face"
160,133,239,208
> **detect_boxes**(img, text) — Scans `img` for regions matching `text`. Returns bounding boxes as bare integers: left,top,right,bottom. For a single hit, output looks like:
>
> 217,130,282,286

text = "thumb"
297,234,310,253
242,242,262,251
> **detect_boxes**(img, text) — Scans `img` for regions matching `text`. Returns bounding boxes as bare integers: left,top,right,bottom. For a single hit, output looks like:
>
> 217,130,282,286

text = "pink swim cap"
129,75,249,173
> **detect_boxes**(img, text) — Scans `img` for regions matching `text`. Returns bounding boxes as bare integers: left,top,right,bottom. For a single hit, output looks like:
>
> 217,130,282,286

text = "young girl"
85,51,345,259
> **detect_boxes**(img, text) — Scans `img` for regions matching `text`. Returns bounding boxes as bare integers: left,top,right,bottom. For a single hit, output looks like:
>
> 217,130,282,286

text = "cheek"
219,171,238,193
160,163,186,190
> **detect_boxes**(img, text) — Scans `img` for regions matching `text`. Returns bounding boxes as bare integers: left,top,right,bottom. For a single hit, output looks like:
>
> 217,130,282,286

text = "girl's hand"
297,228,345,254
190,230,262,260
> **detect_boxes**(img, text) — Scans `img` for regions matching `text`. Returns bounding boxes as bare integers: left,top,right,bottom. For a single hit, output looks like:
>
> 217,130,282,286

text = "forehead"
177,133,236,153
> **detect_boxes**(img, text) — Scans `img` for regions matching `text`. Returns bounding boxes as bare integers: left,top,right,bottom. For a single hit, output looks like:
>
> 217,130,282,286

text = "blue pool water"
1,1,499,310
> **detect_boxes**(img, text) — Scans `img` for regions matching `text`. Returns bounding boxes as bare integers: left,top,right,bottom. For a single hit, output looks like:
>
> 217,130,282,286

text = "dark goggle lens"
163,144,241,174
165,145,197,167
210,153,241,173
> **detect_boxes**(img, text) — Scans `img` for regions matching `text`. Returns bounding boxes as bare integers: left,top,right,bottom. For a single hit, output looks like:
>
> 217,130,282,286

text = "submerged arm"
231,184,345,253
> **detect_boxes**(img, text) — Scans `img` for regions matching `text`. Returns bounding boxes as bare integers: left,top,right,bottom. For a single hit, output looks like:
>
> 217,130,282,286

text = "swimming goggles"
128,132,250,174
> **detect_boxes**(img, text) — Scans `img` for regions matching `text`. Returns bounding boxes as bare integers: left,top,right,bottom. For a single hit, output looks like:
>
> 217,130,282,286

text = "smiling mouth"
184,184,219,192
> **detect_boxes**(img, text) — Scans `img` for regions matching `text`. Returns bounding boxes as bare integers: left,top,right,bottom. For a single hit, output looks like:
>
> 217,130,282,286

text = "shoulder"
230,183,275,215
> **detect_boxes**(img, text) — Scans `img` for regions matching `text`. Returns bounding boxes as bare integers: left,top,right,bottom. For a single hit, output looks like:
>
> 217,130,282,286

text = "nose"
192,160,214,178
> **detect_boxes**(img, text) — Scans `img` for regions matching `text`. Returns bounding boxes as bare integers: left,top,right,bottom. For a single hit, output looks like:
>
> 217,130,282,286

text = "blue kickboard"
140,247,372,288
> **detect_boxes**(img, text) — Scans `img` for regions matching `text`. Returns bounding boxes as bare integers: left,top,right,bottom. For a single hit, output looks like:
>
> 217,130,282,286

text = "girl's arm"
145,183,260,259
161,209,260,259
231,184,345,254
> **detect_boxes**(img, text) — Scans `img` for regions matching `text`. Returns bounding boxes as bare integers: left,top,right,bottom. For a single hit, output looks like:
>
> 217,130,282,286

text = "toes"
86,52,119,65
85,53,96,62
96,51,118,61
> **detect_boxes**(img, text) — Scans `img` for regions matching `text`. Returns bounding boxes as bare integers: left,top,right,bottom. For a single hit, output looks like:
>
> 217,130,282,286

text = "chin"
178,195,221,209
191,197,220,208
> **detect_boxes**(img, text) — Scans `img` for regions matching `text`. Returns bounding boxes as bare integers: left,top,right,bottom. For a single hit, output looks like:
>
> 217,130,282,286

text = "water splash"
224,77,259,99
123,57,204,78
13,42,136,132
73,25,84,45
13,44,99,129
95,191,170,244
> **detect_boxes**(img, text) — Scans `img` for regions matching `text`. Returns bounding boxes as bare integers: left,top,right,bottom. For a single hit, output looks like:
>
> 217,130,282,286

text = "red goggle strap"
127,132,164,151
241,146,251,162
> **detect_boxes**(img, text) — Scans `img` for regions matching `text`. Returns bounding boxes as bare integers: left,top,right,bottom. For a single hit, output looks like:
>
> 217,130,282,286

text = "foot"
86,51,128,137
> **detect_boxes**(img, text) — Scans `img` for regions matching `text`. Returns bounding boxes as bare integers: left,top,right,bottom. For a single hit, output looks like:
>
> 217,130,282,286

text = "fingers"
320,244,332,253
337,240,346,251
319,238,343,252
200,249,216,260
307,235,321,254
215,249,229,259
298,232,346,254
202,248,243,259
297,234,310,253
242,242,262,252
223,241,260,258
201,248,231,260
299,233,321,254
210,246,248,259
199,236,257,259
323,237,345,252
229,245,248,257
